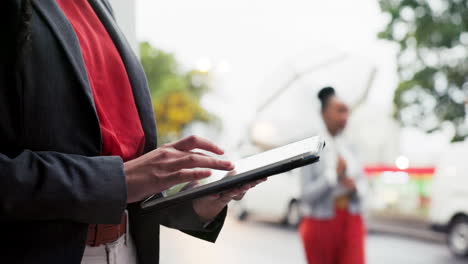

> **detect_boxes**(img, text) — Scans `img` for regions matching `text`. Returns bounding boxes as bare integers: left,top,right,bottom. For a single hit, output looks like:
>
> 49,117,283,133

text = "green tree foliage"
139,42,215,143
379,0,468,141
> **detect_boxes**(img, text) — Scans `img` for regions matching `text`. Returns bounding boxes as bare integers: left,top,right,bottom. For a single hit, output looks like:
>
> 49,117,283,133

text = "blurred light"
251,121,279,145
395,155,410,170
217,60,230,73
400,6,415,21
196,57,212,73
382,171,409,185
392,21,409,41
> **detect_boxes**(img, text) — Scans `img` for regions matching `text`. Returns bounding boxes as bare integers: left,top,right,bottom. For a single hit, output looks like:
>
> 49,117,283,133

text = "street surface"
159,217,466,264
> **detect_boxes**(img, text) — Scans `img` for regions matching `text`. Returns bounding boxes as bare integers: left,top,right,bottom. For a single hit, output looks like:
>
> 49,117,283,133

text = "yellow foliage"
154,90,210,142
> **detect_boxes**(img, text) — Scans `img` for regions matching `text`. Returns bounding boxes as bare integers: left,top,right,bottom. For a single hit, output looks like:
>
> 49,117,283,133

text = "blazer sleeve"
159,202,227,242
0,150,128,225
128,201,226,243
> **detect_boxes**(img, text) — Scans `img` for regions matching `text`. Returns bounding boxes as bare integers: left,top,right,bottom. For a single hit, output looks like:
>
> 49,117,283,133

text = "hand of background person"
123,135,234,203
192,178,267,223
340,176,356,193
336,155,347,180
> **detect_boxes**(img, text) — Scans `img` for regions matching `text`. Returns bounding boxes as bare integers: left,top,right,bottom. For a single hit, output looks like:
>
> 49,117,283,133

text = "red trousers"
299,209,365,264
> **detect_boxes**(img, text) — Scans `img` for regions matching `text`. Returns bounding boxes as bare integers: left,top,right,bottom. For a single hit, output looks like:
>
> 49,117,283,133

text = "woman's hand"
340,176,356,192
123,136,234,203
336,155,347,179
192,178,267,223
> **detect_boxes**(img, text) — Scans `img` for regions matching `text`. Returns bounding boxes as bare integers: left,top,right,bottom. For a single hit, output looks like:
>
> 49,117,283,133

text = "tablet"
140,136,325,212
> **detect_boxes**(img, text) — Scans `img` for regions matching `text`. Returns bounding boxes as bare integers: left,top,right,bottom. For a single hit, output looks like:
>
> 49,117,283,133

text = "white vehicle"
232,169,303,227
430,142,468,258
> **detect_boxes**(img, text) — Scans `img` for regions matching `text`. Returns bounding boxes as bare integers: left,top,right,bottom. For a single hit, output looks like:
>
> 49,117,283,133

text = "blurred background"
110,0,468,263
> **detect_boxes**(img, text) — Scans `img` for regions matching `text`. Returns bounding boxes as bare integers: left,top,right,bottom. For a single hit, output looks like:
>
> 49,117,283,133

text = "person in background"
299,87,366,264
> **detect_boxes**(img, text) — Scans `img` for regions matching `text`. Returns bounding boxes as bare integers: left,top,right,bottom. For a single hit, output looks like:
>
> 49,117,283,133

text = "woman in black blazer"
0,1,263,263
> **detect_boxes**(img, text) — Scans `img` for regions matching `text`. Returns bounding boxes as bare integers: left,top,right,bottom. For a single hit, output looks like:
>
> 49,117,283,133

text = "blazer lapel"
32,0,98,115
32,0,102,151
33,0,157,153
89,0,158,153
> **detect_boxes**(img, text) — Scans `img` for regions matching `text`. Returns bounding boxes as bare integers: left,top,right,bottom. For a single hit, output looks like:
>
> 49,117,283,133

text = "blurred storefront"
364,166,435,224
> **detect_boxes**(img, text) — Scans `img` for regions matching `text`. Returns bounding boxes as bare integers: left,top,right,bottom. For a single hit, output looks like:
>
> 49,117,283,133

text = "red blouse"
57,0,145,161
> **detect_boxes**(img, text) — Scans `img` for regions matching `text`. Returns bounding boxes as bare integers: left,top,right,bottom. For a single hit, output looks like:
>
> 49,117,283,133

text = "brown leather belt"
87,213,127,247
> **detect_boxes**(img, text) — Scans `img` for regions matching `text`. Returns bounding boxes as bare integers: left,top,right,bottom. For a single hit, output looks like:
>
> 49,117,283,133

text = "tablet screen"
163,136,322,197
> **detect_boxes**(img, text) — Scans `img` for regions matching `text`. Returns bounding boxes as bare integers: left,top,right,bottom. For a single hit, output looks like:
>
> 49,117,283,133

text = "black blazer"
0,0,226,263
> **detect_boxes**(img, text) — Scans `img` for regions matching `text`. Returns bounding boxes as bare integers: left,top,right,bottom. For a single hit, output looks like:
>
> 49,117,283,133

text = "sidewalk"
366,217,445,244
